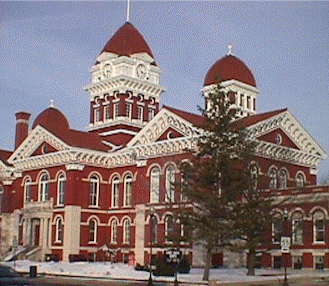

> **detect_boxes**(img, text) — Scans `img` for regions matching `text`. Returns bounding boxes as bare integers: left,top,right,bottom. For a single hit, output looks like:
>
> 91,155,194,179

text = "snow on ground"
2,260,329,284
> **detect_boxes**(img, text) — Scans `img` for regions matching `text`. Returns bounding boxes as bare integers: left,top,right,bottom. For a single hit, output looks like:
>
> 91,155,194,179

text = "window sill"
313,241,326,245
88,241,97,245
88,205,100,209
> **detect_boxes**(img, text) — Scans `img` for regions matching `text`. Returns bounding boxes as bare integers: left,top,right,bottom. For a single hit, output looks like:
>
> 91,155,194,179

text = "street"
18,275,329,286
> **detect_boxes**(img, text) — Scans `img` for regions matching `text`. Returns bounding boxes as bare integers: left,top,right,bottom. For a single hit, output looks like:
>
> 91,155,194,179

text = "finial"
50,99,54,107
126,0,131,22
228,45,233,55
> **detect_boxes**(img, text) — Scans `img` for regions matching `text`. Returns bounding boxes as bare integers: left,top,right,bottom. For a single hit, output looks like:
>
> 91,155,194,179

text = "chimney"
15,111,31,149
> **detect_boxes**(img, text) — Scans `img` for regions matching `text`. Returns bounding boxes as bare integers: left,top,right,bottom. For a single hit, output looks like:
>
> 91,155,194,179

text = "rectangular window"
25,183,31,202
240,94,244,107
315,219,325,242
137,105,143,122
125,103,132,119
58,180,66,206
273,256,281,269
104,105,110,120
272,221,282,243
315,256,324,270
94,108,100,123
293,256,302,270
148,108,155,121
112,180,119,208
114,103,119,118
247,96,251,109
292,219,303,245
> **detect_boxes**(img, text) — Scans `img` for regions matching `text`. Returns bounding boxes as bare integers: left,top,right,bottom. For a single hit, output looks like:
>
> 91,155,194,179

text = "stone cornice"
255,140,321,168
84,75,166,100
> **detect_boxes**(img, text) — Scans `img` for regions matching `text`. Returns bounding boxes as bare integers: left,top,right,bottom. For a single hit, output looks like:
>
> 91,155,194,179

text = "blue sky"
1,1,329,179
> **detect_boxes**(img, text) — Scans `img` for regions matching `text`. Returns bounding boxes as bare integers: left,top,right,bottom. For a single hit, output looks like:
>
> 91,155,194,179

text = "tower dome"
204,54,256,87
32,107,70,134
100,22,156,65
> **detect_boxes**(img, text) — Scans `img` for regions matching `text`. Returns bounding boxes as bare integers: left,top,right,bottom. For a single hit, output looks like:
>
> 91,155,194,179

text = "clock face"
102,64,112,78
136,64,147,79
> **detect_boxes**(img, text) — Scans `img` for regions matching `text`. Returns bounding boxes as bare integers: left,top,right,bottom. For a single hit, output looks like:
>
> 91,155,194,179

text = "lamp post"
282,208,289,286
147,207,155,286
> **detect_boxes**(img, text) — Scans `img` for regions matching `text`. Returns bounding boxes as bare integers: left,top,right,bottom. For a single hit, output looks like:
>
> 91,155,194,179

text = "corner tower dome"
203,49,259,119
100,22,156,65
204,54,256,87
32,107,70,134
84,22,166,136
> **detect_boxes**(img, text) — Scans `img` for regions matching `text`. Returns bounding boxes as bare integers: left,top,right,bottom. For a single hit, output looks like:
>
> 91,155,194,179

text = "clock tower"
85,22,166,146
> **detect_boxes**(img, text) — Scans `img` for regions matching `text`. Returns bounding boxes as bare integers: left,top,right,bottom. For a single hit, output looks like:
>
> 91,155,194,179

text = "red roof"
101,22,156,65
204,55,256,87
32,107,109,152
32,107,70,133
163,106,205,127
0,149,13,166
236,108,288,127
164,105,287,130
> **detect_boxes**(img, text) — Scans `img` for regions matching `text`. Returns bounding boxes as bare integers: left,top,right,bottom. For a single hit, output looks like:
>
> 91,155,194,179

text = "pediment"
127,108,200,147
8,126,70,163
257,128,299,150
247,110,327,159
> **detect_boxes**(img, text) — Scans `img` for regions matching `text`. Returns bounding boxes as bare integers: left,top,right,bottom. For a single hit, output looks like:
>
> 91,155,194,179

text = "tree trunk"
247,247,256,276
202,246,212,281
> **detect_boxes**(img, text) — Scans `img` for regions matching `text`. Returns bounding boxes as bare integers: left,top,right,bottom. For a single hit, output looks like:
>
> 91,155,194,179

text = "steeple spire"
126,0,131,22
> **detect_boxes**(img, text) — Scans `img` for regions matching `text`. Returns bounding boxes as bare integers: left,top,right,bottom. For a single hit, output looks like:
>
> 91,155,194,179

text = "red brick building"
0,21,327,269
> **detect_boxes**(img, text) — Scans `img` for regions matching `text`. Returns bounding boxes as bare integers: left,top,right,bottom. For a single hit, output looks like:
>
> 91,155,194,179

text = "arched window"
279,170,287,189
24,178,32,203
296,173,304,188
112,176,119,208
250,164,258,190
124,174,132,207
123,218,130,244
39,173,49,202
313,211,325,243
150,167,160,203
165,216,174,242
151,216,158,244
269,168,277,190
89,175,99,207
272,213,282,243
88,219,97,243
57,173,66,206
111,219,118,244
56,217,63,242
165,165,175,202
292,212,303,245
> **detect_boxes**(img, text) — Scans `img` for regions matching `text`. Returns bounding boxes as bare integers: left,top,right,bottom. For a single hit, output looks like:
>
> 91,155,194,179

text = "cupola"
84,22,166,135
203,46,259,118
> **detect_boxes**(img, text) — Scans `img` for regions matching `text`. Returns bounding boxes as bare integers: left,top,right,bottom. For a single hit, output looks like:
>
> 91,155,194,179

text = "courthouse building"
0,20,328,269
